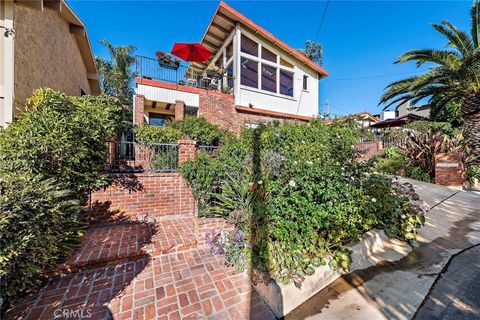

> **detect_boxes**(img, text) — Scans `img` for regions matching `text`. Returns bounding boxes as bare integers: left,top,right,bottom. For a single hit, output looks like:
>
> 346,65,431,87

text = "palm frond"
471,1,480,47
396,49,462,68
433,22,475,56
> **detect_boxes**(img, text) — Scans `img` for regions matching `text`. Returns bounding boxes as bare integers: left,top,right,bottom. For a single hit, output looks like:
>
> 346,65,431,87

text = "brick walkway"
5,219,277,320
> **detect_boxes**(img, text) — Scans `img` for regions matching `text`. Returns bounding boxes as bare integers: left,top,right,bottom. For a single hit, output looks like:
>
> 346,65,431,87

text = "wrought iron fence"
109,141,179,173
381,136,406,148
358,137,406,149
196,145,220,156
135,55,234,94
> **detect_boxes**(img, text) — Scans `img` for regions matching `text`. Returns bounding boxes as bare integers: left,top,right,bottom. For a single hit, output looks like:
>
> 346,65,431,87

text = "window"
280,70,294,96
241,35,258,56
241,58,258,88
149,113,172,127
226,63,234,89
280,57,294,68
184,106,198,117
261,47,276,63
261,64,277,93
303,75,308,91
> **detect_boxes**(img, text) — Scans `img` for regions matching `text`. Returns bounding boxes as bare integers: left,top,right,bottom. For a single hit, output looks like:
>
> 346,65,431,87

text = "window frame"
238,31,296,99
303,75,308,91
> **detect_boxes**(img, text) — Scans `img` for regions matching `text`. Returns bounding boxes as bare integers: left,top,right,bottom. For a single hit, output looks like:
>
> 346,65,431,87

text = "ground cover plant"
181,120,426,288
0,89,127,307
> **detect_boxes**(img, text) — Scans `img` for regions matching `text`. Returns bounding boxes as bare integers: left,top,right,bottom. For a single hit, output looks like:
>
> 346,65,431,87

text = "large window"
241,35,258,56
280,70,294,97
262,47,277,63
149,113,172,127
241,58,258,88
261,64,277,93
239,33,296,97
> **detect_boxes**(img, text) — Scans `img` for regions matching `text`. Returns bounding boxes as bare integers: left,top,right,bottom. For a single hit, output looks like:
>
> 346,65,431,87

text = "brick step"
56,218,198,273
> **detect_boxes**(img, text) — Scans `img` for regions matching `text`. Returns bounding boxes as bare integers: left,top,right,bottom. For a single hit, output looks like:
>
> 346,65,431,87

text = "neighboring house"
133,1,328,134
380,100,431,121
0,0,100,128
370,113,427,129
324,111,380,127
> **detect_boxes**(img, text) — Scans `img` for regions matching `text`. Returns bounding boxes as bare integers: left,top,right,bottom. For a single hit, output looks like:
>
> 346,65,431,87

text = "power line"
324,70,425,82
314,0,330,42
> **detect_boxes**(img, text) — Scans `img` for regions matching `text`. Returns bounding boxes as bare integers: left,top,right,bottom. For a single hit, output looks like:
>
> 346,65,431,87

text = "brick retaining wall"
435,152,465,187
356,140,383,162
89,172,196,222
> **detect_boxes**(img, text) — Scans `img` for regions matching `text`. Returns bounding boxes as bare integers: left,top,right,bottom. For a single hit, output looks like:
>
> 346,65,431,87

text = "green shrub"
371,147,406,175
181,120,425,287
0,89,128,193
405,121,460,138
404,167,431,182
0,89,126,306
134,123,182,143
134,116,231,145
0,175,85,304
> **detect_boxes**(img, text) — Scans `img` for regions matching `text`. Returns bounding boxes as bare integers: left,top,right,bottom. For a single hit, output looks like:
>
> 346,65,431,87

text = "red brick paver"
58,218,198,272
5,248,276,320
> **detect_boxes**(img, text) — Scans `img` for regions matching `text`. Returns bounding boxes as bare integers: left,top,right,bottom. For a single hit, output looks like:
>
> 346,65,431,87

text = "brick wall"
89,172,195,222
175,100,185,121
356,140,383,162
89,140,197,222
134,94,145,125
198,92,307,135
435,152,465,187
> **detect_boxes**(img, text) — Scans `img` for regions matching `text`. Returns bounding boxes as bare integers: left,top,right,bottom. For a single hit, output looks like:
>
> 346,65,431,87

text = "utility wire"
314,0,330,42
324,70,425,82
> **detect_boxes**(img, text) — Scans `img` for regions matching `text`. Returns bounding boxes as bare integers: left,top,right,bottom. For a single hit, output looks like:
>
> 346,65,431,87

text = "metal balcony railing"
135,55,234,94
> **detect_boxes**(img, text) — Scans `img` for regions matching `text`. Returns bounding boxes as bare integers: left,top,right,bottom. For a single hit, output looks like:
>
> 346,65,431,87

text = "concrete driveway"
286,178,480,320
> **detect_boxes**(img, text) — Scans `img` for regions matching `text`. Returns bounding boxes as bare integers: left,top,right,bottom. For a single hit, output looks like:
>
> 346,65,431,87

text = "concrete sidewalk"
286,179,480,320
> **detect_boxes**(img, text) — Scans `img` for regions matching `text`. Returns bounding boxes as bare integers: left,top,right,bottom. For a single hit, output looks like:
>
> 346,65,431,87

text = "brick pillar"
175,100,185,121
435,152,465,187
133,94,145,125
178,140,196,165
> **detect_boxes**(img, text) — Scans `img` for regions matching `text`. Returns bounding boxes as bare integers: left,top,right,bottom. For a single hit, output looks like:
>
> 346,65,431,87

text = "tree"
298,40,323,66
379,1,480,165
95,40,136,107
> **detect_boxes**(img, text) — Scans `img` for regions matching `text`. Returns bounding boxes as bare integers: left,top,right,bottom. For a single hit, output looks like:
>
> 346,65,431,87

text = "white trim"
0,0,15,128
240,85,296,101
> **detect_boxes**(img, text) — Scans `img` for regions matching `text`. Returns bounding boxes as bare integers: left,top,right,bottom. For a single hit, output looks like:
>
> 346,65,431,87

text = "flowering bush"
181,120,426,287
155,51,180,66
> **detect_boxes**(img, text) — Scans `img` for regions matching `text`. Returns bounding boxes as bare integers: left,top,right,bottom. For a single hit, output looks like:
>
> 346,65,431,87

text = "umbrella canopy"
171,43,213,62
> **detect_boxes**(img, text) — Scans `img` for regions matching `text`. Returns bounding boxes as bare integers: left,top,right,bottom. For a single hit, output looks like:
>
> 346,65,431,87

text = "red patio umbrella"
171,43,213,62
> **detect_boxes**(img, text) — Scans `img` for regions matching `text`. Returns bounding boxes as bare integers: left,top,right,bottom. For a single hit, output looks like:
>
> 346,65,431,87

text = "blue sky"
70,0,472,116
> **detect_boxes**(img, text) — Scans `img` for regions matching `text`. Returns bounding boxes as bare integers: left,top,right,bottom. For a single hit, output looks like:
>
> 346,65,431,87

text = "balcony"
135,55,234,94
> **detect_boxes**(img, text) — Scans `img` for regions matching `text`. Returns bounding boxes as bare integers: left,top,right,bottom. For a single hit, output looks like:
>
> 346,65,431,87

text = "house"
133,1,328,134
0,0,100,128
380,100,431,121
370,113,427,129
324,111,380,127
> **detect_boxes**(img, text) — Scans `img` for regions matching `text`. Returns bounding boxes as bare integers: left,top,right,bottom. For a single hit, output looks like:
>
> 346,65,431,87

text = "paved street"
414,244,480,320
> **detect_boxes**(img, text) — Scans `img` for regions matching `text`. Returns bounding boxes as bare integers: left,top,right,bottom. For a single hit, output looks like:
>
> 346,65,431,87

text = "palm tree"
95,40,136,107
380,1,480,165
